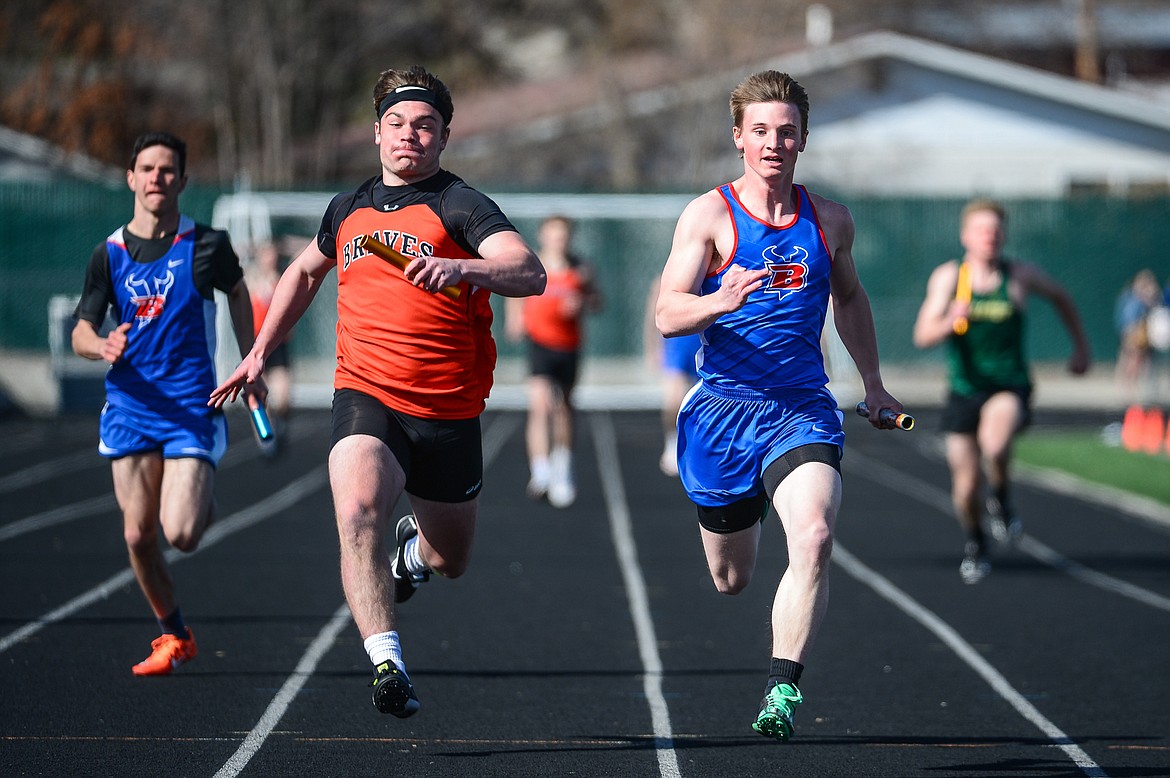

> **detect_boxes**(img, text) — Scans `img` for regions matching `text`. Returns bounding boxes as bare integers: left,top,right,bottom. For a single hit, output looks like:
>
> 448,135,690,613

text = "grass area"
1014,431,1170,506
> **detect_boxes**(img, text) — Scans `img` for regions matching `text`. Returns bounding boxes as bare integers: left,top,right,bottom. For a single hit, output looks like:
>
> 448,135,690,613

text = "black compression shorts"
330,388,483,502
696,443,841,534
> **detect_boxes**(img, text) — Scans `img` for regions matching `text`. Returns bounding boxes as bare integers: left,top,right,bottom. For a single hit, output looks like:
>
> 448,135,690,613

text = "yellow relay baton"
953,261,971,336
358,234,463,300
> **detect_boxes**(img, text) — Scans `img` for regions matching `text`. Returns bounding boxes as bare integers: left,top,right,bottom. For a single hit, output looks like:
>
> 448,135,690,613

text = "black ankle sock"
967,525,986,554
767,657,803,693
158,607,188,639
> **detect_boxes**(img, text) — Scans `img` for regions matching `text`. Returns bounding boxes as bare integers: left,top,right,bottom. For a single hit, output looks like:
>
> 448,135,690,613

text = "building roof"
0,126,123,185
447,30,1170,195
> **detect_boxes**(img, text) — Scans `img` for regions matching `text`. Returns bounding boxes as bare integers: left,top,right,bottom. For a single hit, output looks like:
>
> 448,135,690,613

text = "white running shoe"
548,448,576,508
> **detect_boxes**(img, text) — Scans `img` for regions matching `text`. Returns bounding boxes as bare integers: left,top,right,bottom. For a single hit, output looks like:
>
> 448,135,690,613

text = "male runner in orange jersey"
505,215,603,508
211,65,546,717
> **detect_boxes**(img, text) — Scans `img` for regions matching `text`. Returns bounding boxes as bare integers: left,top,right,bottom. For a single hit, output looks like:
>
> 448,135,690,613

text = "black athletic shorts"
527,340,580,395
330,388,483,502
696,443,842,534
940,386,1032,435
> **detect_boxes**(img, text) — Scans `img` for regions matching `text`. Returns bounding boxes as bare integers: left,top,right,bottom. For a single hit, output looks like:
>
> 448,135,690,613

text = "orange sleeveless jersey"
332,205,496,419
523,266,587,351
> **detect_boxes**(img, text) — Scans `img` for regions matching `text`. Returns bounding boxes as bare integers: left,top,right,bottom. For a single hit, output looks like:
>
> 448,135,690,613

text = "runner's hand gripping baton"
855,402,915,431
357,234,462,300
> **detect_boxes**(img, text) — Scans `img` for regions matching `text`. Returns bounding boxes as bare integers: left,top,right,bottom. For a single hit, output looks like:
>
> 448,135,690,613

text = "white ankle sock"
364,630,405,675
530,456,550,484
404,536,428,576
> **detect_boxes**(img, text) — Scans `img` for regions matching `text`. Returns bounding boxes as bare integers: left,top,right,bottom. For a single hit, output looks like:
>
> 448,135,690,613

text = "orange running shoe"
131,630,198,676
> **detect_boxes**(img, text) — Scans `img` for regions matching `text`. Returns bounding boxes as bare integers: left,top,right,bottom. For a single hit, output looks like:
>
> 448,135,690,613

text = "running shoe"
752,682,803,741
131,630,198,676
986,497,1023,544
526,473,549,501
959,541,991,585
371,661,420,718
547,449,576,508
392,515,429,604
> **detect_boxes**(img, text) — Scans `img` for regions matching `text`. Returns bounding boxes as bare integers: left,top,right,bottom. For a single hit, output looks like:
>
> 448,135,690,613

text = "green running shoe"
752,682,803,741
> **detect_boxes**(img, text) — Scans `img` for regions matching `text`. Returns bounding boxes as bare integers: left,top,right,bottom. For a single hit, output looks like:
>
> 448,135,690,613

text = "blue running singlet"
697,183,832,393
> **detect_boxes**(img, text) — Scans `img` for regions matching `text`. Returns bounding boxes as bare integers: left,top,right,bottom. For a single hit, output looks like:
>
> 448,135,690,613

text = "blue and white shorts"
677,382,844,507
98,402,228,467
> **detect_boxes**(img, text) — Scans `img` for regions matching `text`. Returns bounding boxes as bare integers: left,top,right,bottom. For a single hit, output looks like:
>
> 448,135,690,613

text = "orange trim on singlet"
710,183,821,277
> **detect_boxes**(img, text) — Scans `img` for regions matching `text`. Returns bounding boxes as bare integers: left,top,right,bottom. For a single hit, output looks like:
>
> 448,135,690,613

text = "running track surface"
2,407,1168,778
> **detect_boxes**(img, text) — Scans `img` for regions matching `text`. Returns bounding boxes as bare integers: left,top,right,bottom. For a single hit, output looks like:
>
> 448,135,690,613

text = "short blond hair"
729,71,810,135
960,199,1006,228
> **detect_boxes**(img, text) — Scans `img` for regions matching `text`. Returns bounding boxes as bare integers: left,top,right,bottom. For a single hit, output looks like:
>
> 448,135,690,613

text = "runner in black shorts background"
914,199,1090,584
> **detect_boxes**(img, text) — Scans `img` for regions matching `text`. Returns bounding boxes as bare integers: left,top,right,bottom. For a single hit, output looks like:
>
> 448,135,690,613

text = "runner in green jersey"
913,200,1090,584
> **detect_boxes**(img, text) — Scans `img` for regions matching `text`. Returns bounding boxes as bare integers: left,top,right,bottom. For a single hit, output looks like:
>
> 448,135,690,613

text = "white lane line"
213,603,352,778
832,543,1109,778
0,494,116,542
0,450,97,494
0,417,329,543
211,414,517,775
1013,462,1170,531
592,413,682,778
843,452,1170,613
1016,535,1170,613
0,465,329,654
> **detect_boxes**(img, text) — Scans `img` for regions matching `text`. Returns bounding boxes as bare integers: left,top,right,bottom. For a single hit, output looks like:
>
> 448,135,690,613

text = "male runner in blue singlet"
655,71,902,740
72,132,263,675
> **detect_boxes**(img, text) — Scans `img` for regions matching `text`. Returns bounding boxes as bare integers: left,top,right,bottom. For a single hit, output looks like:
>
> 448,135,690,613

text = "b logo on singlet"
125,271,175,328
763,245,809,297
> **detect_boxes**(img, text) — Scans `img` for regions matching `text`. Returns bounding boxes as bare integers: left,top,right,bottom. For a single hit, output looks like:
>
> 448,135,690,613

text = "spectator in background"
247,241,294,453
644,278,701,477
1114,269,1162,404
505,215,602,508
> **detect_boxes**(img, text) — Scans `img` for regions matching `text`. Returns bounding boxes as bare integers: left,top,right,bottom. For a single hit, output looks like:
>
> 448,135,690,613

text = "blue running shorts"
98,402,228,466
677,382,844,507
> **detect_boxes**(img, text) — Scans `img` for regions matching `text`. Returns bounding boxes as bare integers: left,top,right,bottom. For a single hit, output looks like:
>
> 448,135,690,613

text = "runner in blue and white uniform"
72,132,263,676
655,71,902,741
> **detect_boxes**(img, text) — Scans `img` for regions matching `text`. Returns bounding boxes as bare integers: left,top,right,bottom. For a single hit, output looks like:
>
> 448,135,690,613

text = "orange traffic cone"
1121,404,1144,452
1142,407,1165,455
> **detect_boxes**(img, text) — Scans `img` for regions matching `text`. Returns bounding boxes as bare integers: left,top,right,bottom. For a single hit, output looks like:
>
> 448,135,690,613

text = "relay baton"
357,234,462,300
855,402,915,431
952,261,971,336
250,404,275,442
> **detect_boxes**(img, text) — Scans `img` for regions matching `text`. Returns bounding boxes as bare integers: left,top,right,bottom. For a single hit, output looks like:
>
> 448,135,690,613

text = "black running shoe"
371,661,420,717
986,497,1023,544
392,515,429,604
960,541,991,584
